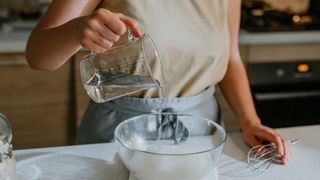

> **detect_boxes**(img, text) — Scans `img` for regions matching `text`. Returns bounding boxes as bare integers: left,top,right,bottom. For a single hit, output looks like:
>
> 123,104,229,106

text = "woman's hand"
77,9,142,53
241,121,292,164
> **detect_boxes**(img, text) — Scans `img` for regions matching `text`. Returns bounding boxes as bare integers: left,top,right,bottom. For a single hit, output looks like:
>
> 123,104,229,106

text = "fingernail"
280,148,284,156
278,150,283,156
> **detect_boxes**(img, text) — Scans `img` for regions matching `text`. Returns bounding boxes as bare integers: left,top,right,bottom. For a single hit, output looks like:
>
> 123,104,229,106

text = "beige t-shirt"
99,0,230,98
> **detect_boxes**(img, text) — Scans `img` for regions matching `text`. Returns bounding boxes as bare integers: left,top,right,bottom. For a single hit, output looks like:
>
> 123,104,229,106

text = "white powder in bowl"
125,136,222,180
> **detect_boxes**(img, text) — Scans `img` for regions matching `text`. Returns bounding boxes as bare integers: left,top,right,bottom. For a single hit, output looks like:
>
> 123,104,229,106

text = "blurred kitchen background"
0,0,319,149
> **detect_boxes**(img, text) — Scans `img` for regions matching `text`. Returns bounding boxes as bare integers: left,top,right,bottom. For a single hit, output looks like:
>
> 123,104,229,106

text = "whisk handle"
291,138,300,145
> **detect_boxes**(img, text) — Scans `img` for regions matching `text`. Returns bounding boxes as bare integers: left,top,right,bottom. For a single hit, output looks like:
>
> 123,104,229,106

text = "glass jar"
0,113,16,180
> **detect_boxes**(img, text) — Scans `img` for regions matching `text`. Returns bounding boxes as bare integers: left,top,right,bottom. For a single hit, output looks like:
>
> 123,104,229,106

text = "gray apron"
76,86,221,144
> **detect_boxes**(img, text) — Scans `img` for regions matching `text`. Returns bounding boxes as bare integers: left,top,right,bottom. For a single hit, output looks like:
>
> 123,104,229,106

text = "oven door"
249,61,320,128
253,87,320,128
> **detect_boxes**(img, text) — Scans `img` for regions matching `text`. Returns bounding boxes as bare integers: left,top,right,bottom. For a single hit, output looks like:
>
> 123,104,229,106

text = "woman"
26,0,291,164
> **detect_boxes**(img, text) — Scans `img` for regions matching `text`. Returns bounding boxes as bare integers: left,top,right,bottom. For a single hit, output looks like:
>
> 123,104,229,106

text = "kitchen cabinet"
0,53,76,149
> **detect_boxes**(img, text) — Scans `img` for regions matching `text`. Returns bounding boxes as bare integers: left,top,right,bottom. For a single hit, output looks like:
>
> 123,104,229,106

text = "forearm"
218,57,260,127
26,16,85,71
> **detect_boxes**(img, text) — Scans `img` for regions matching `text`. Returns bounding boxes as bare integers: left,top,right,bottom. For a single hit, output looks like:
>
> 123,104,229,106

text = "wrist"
239,114,261,130
68,16,89,45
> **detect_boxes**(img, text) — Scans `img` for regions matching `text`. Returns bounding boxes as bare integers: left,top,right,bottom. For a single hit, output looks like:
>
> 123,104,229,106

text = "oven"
248,61,320,128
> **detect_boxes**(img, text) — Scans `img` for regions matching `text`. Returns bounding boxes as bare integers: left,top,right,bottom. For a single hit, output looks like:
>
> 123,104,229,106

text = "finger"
281,138,291,164
83,28,113,51
88,19,120,42
275,138,285,157
117,13,143,37
272,134,285,157
93,37,113,52
99,27,120,42
95,9,127,36
82,39,106,54
257,128,284,156
281,138,287,164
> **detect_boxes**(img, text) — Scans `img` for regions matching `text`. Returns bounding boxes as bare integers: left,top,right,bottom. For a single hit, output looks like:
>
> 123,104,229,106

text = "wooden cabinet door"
0,54,75,149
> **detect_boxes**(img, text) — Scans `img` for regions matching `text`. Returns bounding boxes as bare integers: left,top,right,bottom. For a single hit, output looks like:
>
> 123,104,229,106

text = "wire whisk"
219,138,300,177
246,138,300,172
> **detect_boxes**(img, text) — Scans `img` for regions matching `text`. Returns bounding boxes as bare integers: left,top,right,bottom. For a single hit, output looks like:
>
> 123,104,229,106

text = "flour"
129,167,219,180
126,136,223,180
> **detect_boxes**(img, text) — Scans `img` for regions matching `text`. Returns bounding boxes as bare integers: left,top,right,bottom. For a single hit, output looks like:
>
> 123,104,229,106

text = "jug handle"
127,28,134,42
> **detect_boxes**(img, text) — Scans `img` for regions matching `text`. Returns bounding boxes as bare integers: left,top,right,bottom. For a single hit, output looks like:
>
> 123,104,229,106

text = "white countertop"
239,30,320,45
13,125,320,180
0,30,30,53
0,21,34,53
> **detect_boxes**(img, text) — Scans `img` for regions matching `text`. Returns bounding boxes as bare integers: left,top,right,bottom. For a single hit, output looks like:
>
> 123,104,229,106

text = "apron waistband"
101,86,216,114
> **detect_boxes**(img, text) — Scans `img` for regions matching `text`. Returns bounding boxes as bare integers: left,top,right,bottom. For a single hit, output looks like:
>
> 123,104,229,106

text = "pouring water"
80,31,189,146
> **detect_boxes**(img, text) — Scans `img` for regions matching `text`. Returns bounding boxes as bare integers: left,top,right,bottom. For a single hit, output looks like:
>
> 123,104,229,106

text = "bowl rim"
114,113,227,156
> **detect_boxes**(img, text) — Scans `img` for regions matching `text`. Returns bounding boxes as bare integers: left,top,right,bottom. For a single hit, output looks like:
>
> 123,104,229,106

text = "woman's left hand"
241,121,292,164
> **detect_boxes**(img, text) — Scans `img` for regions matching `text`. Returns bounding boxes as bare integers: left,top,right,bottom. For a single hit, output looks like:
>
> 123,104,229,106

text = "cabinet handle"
0,59,28,66
254,90,320,101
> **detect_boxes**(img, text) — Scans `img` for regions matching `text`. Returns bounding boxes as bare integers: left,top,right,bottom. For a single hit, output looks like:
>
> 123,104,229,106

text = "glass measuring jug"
0,113,16,180
80,31,164,103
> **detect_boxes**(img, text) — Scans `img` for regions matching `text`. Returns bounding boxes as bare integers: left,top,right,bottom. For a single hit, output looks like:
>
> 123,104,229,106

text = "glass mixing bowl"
114,113,227,180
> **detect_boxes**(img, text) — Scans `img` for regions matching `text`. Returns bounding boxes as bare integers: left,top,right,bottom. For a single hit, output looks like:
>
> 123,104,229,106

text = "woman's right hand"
77,9,142,53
